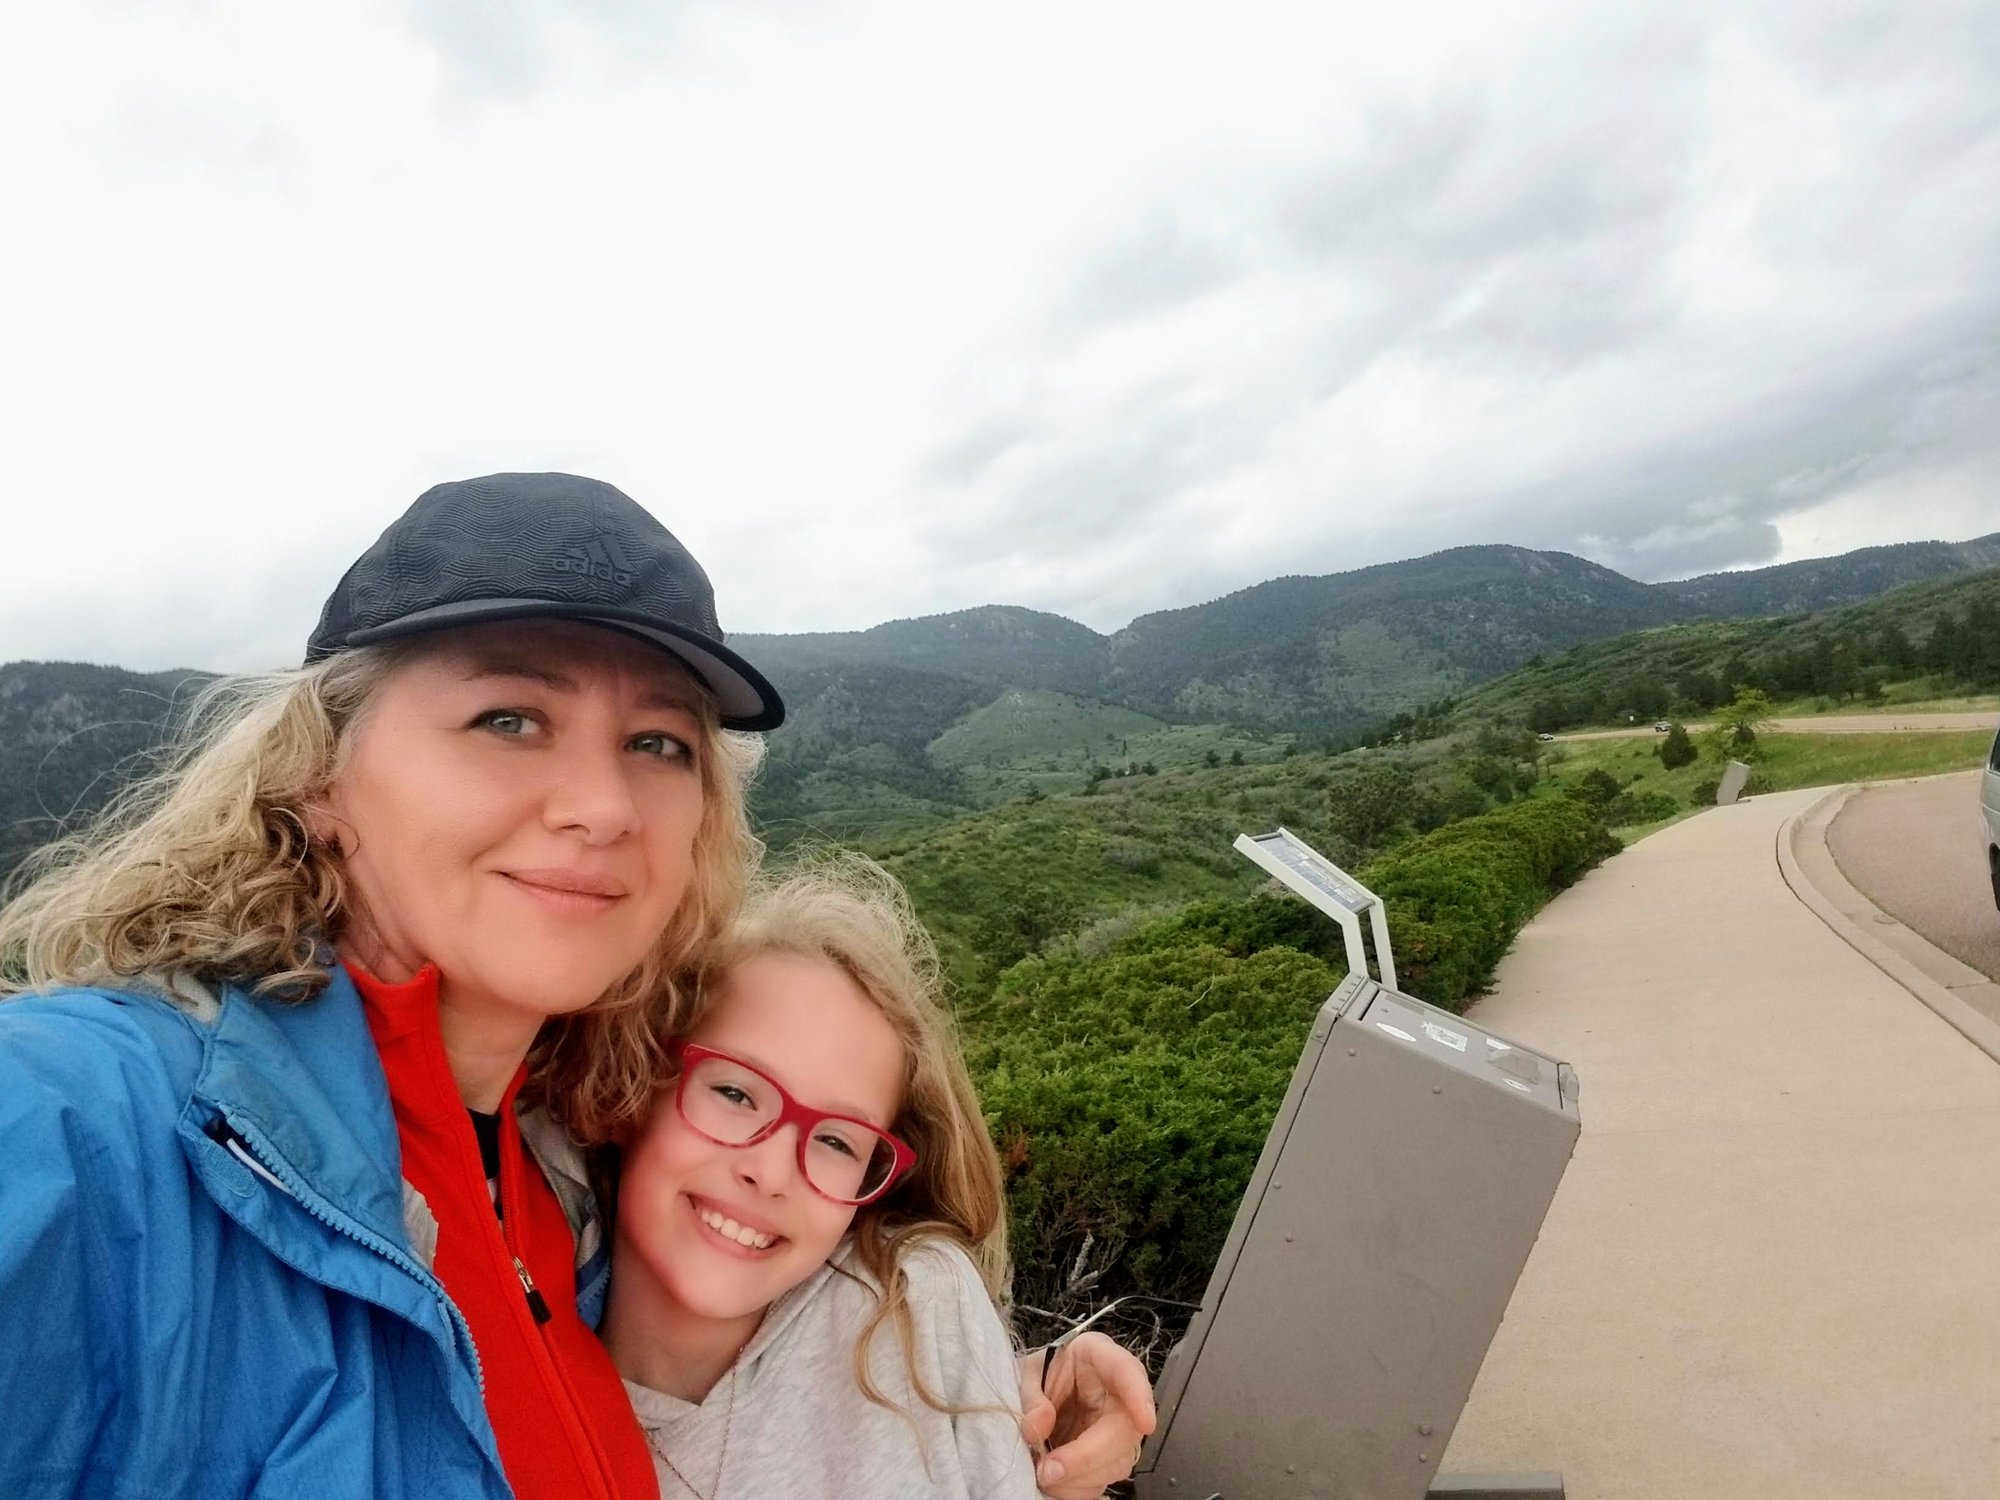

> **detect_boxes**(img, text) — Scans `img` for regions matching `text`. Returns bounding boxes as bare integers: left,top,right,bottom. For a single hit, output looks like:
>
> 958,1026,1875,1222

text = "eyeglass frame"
668,1040,919,1206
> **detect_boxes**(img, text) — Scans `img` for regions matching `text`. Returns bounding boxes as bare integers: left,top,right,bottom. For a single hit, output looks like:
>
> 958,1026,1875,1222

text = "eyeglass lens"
680,1053,899,1201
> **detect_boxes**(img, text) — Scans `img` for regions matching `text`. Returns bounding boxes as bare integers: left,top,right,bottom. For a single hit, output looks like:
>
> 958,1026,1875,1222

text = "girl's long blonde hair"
673,853,1011,1419
0,637,764,1137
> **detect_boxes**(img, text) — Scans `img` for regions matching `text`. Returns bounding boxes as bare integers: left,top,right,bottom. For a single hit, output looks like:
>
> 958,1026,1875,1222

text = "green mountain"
9,531,2000,870
747,547,1681,736
0,661,212,883
1103,545,1675,727
738,605,1111,698
1658,535,2000,619
1457,561,2000,731
741,538,2000,823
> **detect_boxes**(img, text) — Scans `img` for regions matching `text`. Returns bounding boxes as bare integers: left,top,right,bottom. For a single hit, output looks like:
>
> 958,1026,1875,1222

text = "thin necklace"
659,1367,737,1500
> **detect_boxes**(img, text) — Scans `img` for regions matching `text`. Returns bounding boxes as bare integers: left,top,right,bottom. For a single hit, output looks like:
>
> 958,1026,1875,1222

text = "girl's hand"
1016,1332,1158,1499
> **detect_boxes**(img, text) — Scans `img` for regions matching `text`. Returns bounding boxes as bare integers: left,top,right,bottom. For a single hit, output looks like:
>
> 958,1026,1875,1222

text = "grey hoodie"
624,1238,1043,1500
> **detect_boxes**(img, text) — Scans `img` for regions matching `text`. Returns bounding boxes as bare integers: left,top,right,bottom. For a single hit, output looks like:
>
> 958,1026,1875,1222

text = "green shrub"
1365,796,1619,1010
964,941,1340,1313
961,794,1621,1312
1604,789,1679,826
1570,767,1623,808
1656,721,1697,769
1136,892,1348,968
1104,839,1163,877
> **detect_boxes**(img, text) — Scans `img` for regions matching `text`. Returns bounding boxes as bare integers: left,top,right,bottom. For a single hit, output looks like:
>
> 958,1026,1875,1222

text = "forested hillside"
11,531,2000,864
1101,545,1675,726
1658,534,2000,619
0,662,210,883
743,534,2000,824
1459,562,2000,731
738,605,1111,697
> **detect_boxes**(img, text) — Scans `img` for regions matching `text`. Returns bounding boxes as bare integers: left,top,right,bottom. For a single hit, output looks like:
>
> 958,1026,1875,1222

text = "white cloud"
0,0,1996,668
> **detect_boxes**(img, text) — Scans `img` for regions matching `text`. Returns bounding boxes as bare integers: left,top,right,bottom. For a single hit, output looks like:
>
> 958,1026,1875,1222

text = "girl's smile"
688,1194,784,1255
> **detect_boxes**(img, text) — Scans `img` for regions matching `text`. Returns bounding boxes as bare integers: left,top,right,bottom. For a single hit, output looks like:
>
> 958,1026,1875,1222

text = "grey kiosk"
1132,830,1581,1500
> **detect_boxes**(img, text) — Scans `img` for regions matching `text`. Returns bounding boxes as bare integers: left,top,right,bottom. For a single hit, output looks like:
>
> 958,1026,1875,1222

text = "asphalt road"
1824,769,2000,983
1557,710,2000,742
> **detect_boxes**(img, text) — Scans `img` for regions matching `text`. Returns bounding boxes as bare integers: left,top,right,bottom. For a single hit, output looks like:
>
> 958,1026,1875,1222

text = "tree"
1203,750,1221,769
1679,671,1724,710
1328,762,1416,849
1571,768,1623,809
1874,621,1912,673
1926,609,1967,676
1702,685,1773,760
1656,721,1697,769
1526,695,1568,734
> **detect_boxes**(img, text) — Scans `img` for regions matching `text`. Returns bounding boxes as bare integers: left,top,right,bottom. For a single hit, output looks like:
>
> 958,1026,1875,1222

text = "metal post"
1233,827,1397,987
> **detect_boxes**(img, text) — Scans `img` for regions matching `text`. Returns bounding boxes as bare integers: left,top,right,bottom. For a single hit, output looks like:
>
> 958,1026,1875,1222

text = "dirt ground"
1559,711,2000,743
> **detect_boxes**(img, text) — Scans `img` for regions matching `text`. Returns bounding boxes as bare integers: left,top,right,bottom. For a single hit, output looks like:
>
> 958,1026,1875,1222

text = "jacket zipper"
204,1111,486,1398
513,1256,553,1324
492,1115,620,1500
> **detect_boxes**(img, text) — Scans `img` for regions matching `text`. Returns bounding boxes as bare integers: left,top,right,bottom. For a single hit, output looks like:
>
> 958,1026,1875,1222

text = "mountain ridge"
8,531,2000,864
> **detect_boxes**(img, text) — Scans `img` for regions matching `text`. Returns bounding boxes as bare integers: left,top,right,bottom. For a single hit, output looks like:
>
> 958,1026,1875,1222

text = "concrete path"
1558,711,1999,742
1438,787,2000,1499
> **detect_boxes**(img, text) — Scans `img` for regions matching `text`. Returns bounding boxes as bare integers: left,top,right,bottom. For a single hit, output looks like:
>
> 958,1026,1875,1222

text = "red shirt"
352,963,658,1500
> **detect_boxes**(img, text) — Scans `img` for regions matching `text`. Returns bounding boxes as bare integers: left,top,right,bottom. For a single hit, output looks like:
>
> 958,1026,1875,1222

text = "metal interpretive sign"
1717,759,1752,806
1235,827,1398,989
1136,975,1580,1500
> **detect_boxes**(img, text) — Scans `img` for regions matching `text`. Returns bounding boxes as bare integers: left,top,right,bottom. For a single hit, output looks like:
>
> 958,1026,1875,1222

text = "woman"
0,473,1150,1499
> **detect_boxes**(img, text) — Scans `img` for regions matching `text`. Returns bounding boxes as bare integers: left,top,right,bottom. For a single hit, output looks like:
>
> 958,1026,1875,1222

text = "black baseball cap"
307,472,785,730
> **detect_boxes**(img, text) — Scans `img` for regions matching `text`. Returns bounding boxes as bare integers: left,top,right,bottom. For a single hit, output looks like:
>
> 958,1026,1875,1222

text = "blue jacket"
0,970,539,1499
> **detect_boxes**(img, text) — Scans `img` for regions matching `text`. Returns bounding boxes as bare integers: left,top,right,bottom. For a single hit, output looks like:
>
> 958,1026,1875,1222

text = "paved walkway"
1439,787,2000,1499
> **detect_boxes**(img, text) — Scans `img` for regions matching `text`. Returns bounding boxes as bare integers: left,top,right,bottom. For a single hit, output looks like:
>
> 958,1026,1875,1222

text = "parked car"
1535,732,1556,742
1981,727,2000,911
1653,721,1672,732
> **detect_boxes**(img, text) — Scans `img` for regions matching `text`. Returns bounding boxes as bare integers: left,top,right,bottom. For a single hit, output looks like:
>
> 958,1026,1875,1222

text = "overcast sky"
4,0,1998,672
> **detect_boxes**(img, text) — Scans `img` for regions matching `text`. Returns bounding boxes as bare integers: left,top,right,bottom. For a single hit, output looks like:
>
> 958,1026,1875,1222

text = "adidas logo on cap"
551,535,635,587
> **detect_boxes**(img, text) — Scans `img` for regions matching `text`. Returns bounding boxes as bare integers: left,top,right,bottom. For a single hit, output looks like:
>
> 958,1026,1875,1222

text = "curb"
1776,784,2000,1068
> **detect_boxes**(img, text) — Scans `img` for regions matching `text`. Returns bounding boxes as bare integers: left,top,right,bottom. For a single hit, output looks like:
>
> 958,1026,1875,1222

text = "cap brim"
334,598,786,730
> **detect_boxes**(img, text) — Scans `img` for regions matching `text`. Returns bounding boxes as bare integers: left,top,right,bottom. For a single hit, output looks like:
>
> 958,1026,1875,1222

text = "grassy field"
1546,729,1992,840
925,686,1276,802
1761,683,2000,717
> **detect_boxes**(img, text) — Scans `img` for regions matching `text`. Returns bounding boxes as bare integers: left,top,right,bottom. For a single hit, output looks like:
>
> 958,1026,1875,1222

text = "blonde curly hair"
0,637,764,1136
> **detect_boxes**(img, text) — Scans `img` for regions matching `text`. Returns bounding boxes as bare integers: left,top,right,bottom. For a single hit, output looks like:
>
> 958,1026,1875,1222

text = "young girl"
600,856,1047,1499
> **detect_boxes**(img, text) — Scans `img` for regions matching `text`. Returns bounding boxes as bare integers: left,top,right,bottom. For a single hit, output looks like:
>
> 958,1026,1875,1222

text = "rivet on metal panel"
1346,1048,1357,1057
1418,1424,1433,1436
1272,1181,1283,1190
1286,1465,1296,1475
1432,1084,1442,1094
1419,1452,1430,1463
1283,1234,1294,1243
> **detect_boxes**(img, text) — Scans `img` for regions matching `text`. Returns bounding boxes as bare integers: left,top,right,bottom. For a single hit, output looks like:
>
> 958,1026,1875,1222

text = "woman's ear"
302,802,355,857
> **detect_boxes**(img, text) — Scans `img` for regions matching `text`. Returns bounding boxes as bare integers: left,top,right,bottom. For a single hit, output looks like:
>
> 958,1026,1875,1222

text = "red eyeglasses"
670,1041,918,1206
